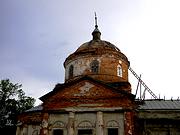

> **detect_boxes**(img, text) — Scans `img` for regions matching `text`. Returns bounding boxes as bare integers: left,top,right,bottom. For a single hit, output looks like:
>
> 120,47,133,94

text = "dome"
63,23,130,84
75,40,121,53
65,22,129,65
65,39,129,66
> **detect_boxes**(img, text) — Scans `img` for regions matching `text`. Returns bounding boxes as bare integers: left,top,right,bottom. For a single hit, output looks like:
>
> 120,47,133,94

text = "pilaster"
96,111,104,135
68,112,75,135
40,113,49,135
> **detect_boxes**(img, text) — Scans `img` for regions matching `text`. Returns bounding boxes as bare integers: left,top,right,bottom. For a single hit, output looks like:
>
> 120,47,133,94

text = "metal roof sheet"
138,100,180,110
25,105,43,112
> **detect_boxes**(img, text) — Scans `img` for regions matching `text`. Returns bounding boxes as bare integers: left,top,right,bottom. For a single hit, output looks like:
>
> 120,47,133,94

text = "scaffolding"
129,67,158,100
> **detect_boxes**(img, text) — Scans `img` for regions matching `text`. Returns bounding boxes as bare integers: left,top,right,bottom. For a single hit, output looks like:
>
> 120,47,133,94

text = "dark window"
91,60,99,74
69,65,74,78
108,128,118,135
78,129,92,135
53,129,63,135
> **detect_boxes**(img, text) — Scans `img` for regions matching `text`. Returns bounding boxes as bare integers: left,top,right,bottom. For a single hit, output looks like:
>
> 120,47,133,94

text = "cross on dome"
92,12,101,40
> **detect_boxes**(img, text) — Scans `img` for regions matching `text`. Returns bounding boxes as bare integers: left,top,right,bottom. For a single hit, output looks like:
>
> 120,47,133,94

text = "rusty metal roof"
75,40,121,53
138,100,180,110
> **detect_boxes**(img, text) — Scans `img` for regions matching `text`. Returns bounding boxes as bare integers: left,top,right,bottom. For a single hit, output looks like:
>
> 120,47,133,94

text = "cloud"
1,0,180,103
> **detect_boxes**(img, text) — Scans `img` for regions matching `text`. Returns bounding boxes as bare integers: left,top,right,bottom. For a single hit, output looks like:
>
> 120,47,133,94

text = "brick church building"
16,20,180,135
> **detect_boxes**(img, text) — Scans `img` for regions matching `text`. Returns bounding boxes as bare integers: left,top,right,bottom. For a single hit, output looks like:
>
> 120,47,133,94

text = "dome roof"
64,20,130,84
64,38,129,67
64,22,129,66
75,40,121,53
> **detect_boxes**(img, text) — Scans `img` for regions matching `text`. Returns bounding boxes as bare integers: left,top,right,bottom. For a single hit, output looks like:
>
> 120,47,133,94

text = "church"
16,18,180,135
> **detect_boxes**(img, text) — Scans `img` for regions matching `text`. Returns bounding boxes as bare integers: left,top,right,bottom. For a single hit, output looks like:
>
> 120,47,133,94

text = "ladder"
129,66,158,100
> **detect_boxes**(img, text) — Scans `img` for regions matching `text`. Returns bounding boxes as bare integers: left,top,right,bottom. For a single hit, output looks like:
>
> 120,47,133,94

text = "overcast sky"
1,0,180,105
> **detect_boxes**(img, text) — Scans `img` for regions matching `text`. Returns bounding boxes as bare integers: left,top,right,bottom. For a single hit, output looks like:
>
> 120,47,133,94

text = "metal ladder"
129,66,158,99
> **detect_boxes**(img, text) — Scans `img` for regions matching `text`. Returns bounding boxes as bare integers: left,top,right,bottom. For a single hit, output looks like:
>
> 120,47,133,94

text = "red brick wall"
43,80,134,111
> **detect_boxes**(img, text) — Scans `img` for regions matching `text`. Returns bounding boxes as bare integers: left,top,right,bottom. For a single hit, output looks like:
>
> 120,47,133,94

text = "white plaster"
96,112,104,135
79,82,94,94
104,113,124,135
68,112,75,135
42,120,48,128
65,54,124,81
117,65,123,77
78,121,93,128
74,82,94,96
65,56,103,80
75,113,96,129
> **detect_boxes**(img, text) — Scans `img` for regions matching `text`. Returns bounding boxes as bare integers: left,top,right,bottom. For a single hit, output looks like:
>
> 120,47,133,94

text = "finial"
95,12,98,28
92,12,101,40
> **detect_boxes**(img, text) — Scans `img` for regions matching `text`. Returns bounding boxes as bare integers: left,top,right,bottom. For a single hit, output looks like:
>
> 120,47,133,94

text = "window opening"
78,129,92,135
69,65,74,78
91,60,99,74
53,129,63,135
108,128,118,135
117,65,122,77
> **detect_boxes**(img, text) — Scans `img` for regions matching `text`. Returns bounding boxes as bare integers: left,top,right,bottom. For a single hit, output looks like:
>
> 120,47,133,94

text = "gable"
41,77,135,111
58,81,119,98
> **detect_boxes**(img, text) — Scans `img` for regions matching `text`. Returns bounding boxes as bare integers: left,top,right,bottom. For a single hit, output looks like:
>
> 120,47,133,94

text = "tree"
0,79,35,134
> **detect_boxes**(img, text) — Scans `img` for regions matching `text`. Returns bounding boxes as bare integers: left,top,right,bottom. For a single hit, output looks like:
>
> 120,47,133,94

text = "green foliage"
0,79,35,129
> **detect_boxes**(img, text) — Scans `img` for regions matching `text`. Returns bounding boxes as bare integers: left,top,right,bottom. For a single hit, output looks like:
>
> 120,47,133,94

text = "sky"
1,0,180,105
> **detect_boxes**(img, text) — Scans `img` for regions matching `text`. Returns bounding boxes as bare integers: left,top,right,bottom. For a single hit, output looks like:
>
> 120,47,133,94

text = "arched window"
69,65,74,78
90,60,99,74
106,120,119,135
117,65,122,77
77,121,94,135
51,121,66,135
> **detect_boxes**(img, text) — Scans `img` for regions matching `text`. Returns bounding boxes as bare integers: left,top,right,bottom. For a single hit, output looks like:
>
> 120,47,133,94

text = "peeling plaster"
74,82,94,96
80,82,94,94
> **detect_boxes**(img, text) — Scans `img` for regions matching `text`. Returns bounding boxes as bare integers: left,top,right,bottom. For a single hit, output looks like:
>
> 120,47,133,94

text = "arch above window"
90,60,99,74
78,120,94,129
106,120,119,128
52,121,66,128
